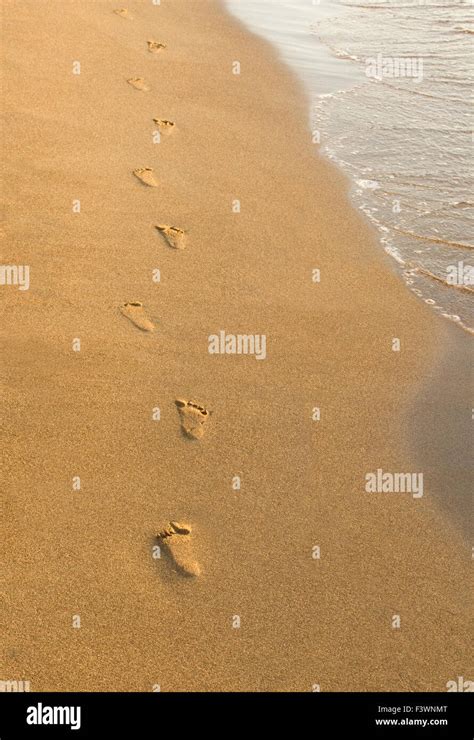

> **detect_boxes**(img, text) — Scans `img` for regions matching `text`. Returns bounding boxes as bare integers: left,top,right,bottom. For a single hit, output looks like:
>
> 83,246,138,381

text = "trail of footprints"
115,9,202,578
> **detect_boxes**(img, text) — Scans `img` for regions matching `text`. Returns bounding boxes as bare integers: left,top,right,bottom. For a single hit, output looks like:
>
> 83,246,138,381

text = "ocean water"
226,0,474,333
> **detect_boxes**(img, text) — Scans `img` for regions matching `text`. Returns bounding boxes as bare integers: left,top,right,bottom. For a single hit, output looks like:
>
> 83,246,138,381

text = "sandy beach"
2,0,471,691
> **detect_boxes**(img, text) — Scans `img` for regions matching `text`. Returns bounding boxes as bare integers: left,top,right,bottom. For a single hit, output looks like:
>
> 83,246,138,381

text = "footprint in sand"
156,522,201,578
155,224,186,250
133,168,158,187
114,8,132,19
120,302,155,332
153,118,175,135
147,40,167,54
127,77,150,92
175,399,210,440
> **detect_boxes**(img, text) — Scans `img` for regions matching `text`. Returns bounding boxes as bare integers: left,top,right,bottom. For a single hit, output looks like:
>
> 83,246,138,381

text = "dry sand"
1,0,471,691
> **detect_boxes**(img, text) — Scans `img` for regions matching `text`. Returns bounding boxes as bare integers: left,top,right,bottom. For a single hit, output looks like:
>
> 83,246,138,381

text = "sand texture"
1,0,471,691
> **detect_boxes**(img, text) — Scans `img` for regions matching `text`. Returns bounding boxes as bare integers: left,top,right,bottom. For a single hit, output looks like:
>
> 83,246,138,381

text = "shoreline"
226,0,474,336
407,320,472,543
2,0,470,691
